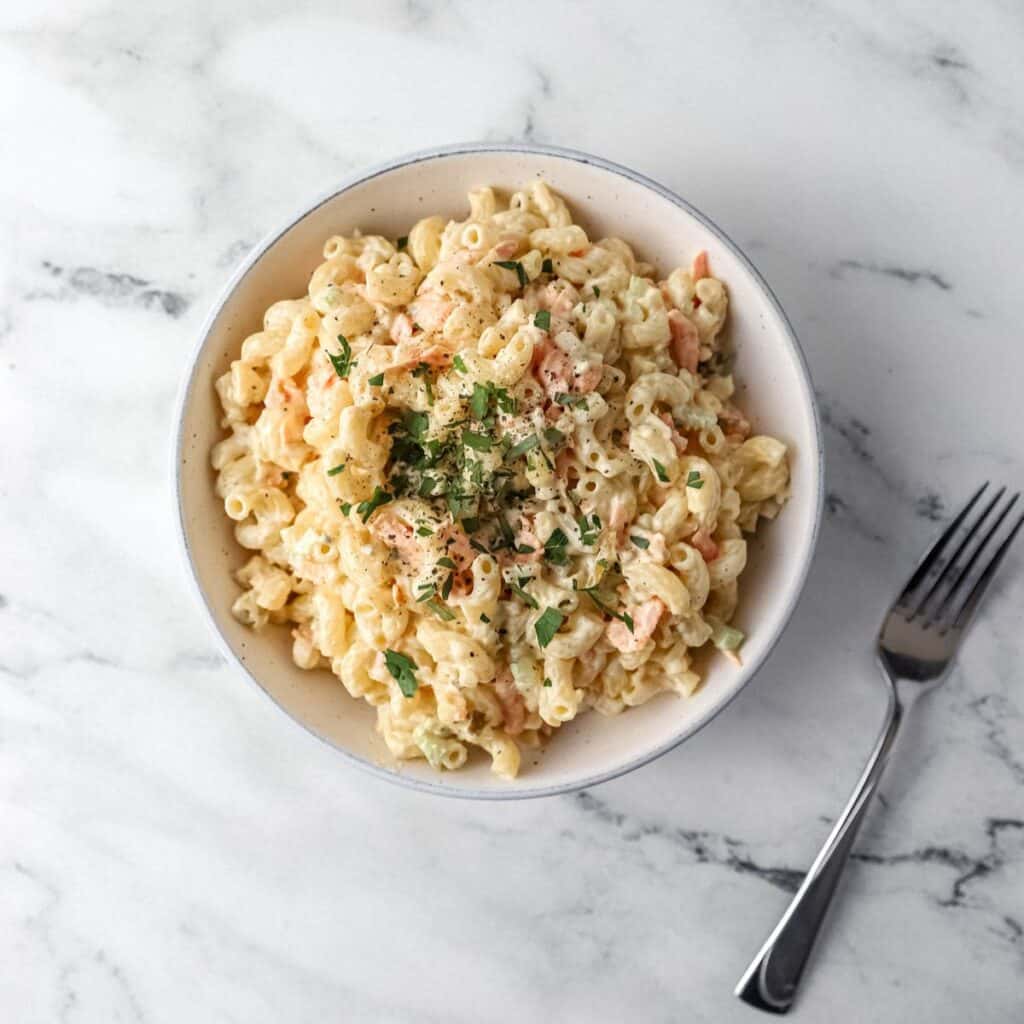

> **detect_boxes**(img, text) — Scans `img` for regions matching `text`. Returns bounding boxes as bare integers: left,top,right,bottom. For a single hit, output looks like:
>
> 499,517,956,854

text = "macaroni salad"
212,183,789,778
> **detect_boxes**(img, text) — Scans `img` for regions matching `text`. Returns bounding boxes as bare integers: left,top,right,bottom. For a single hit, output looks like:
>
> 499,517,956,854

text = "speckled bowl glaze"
173,143,824,799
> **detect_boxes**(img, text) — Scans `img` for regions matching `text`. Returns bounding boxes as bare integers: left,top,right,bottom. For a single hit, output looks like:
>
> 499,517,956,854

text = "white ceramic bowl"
174,143,823,799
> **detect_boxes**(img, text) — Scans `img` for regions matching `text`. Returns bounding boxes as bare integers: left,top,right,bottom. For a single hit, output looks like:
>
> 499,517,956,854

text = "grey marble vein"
968,693,1024,786
825,490,887,544
831,259,953,292
575,789,1024,934
574,790,806,893
851,817,1024,910
31,262,190,318
913,491,946,523
816,392,877,466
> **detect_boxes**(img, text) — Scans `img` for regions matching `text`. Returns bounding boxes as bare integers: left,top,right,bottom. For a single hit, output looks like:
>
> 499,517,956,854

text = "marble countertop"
3,2,1023,1020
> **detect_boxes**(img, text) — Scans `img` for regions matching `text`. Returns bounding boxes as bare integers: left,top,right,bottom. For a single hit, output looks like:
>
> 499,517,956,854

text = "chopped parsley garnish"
339,502,352,515
419,439,445,466
509,581,539,609
396,235,408,250
480,613,491,624
577,513,601,546
445,491,473,519
389,432,422,467
383,380,524,527
384,649,419,697
494,259,528,288
356,486,393,522
593,285,601,298
543,427,564,447
544,527,570,566
437,557,457,569
453,354,468,374
461,516,480,533
534,310,551,331
462,430,492,452
327,334,354,379
470,539,490,554
543,677,552,687
630,535,650,549
686,470,704,489
495,515,516,550
368,372,385,386
652,458,669,483
326,463,345,476
542,258,554,274
424,598,455,621
516,543,536,554
555,393,586,408
534,607,565,648
581,588,634,633
507,434,540,460
470,383,490,420
402,409,429,441
440,573,454,600
416,524,434,536
494,388,516,415
470,381,516,420
415,583,437,601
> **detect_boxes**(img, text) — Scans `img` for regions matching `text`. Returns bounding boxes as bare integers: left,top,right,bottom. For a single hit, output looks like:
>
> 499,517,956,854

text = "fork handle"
735,693,904,1014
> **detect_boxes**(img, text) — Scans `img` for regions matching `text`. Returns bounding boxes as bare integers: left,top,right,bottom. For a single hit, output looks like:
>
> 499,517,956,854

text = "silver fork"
735,482,1023,1014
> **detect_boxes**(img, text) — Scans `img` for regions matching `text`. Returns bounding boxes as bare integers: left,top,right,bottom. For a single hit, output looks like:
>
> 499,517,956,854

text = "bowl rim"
172,141,825,800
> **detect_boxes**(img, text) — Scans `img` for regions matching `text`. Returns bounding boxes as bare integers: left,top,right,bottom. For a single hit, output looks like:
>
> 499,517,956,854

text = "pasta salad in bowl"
175,145,822,797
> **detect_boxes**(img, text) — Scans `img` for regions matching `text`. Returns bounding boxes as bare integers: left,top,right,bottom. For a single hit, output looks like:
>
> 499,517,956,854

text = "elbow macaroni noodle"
212,183,790,778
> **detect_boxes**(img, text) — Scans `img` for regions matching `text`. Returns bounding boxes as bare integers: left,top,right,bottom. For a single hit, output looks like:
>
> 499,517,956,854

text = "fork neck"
884,669,939,712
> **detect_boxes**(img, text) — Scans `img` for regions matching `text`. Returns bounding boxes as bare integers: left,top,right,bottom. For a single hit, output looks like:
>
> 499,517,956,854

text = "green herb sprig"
356,486,393,522
494,260,528,288
327,334,355,379
534,607,565,648
384,649,418,697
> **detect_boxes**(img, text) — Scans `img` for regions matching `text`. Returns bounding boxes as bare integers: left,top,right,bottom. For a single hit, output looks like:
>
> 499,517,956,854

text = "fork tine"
909,484,1006,620
947,510,1024,633
897,482,988,609
928,492,1020,627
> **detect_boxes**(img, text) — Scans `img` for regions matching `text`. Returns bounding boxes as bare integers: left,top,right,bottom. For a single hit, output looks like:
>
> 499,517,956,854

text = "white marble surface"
2,2,1023,1020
